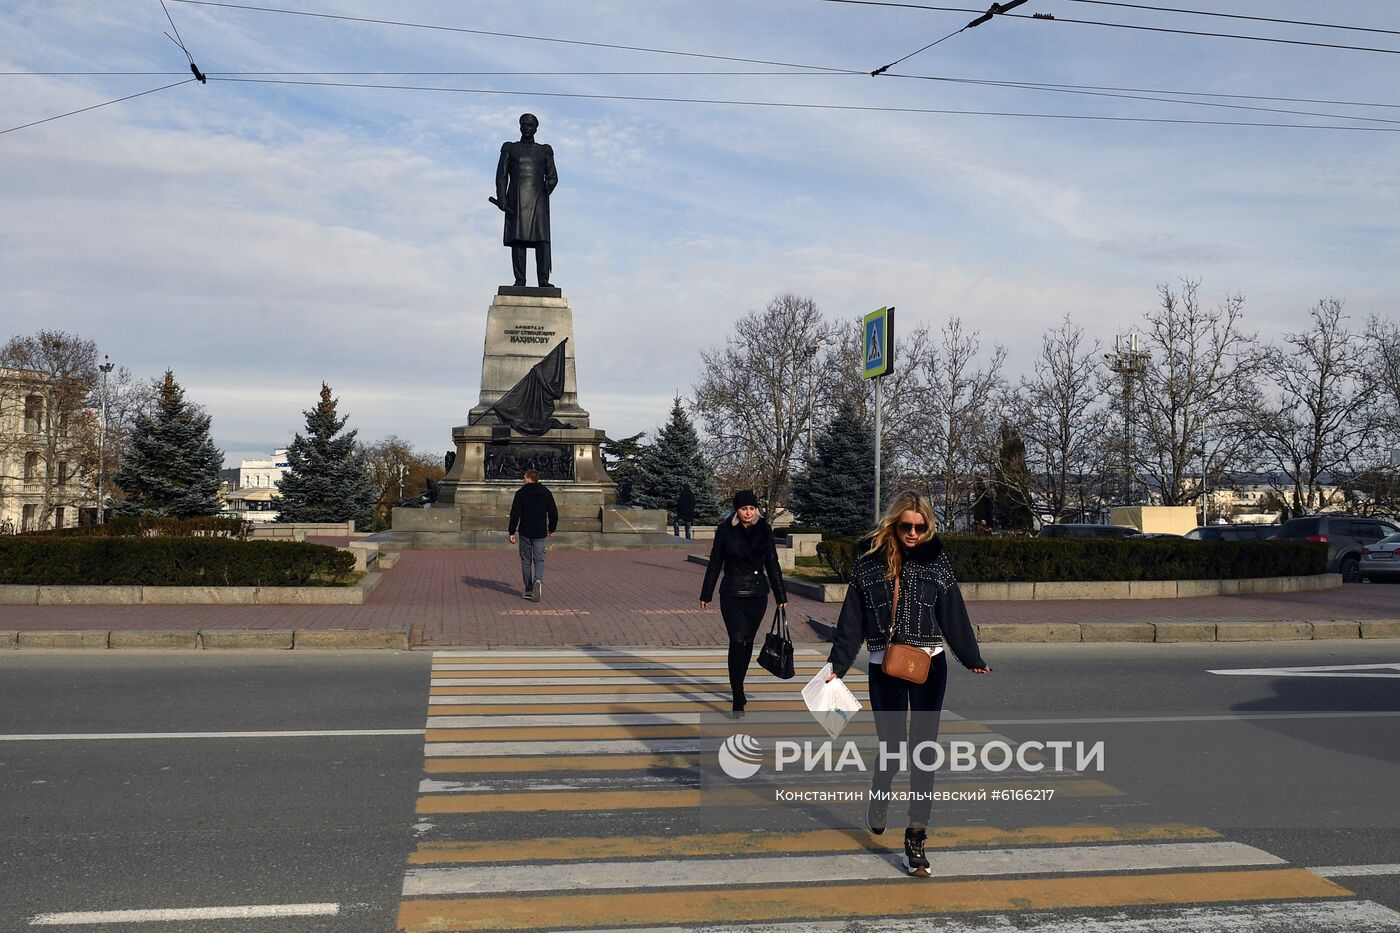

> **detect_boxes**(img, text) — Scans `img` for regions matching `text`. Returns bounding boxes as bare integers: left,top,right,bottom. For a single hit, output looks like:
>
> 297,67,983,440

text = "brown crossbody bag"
880,575,931,684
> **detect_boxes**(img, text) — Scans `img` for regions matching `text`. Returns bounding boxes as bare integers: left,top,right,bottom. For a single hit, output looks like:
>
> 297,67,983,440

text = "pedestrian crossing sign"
862,306,894,379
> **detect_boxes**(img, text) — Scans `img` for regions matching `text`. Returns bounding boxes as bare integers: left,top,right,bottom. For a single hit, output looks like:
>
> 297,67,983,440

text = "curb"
3,628,410,650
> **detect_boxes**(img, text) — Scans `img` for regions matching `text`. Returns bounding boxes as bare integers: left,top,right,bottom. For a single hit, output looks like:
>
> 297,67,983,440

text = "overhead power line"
1062,1,1400,38
812,0,1400,56
166,0,863,74
0,78,195,136
209,76,1400,133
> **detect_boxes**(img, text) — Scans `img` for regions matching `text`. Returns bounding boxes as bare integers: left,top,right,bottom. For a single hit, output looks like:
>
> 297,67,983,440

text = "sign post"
862,306,895,525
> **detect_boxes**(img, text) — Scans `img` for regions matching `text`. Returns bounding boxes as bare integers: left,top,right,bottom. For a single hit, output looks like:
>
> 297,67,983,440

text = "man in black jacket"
674,483,696,539
508,469,558,600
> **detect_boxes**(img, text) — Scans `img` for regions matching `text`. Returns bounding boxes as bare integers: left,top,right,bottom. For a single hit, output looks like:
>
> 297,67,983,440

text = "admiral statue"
491,113,558,289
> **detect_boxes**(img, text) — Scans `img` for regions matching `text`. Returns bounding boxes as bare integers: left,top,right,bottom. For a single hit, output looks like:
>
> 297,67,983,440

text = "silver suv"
1274,515,1400,582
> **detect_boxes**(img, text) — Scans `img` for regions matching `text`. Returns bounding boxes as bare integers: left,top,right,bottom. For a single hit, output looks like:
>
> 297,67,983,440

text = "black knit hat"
732,490,760,510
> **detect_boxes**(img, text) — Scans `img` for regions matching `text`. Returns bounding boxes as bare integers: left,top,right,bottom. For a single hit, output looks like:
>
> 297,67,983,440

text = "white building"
239,449,289,490
0,367,91,532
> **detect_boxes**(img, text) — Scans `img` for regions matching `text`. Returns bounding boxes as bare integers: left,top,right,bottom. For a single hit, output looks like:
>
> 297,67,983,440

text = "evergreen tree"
988,422,1035,529
113,370,223,516
601,432,647,506
632,396,722,523
275,383,376,528
790,401,878,535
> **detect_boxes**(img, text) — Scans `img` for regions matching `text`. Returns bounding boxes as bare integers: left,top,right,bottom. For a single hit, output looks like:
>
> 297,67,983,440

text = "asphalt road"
0,642,1396,932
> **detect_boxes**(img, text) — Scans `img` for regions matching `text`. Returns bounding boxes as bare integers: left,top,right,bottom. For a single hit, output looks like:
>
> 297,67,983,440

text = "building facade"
0,367,91,532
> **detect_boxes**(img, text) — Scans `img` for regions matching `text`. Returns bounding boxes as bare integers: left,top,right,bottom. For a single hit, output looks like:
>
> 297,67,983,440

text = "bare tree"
1015,316,1110,522
1253,299,1374,513
1133,281,1264,507
910,318,1006,530
363,435,446,528
0,331,99,527
692,294,837,510
822,317,933,488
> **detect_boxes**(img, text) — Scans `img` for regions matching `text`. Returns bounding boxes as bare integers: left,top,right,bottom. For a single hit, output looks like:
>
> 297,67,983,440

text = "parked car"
1360,532,1400,583
1127,532,1184,539
1273,514,1400,582
1184,524,1280,542
1037,523,1139,540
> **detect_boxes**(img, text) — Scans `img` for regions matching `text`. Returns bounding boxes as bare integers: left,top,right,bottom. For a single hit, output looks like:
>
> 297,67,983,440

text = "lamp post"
96,355,114,525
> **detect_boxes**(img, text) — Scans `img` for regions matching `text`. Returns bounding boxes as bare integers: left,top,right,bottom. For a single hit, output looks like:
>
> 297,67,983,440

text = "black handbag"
757,606,796,680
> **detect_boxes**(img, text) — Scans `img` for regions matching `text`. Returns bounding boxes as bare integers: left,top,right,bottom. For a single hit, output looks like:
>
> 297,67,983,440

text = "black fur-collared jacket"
827,535,985,677
700,516,786,603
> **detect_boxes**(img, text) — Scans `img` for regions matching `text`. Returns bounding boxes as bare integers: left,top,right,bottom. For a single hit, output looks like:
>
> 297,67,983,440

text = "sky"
3,1,1398,467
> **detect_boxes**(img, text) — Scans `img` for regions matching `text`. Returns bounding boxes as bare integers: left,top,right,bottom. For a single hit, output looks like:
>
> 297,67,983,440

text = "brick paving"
0,549,1395,646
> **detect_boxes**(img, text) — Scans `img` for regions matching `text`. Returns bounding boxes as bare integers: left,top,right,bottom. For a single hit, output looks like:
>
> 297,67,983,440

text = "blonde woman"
826,490,991,877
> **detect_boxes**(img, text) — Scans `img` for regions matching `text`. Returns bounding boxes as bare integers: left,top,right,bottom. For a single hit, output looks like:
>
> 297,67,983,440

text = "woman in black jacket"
700,490,787,718
826,489,991,877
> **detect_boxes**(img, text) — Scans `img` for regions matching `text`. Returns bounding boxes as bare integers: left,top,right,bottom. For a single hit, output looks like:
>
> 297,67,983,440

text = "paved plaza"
1,549,1396,646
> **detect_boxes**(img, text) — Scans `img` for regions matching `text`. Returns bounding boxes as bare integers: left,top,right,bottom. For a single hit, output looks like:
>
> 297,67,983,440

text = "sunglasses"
898,521,929,535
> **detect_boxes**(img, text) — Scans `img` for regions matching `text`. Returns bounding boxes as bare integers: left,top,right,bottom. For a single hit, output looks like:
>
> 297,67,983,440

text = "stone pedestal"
468,291,589,427
387,286,659,543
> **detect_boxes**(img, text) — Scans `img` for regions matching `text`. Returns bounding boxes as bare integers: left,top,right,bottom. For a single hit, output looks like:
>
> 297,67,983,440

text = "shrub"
0,538,355,586
816,536,1326,583
27,516,248,539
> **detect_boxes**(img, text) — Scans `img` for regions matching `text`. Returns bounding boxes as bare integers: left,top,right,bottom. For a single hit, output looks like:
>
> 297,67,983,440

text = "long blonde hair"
863,490,938,580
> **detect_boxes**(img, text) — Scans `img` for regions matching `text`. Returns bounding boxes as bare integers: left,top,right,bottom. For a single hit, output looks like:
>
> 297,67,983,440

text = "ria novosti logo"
717,733,764,779
715,732,1105,781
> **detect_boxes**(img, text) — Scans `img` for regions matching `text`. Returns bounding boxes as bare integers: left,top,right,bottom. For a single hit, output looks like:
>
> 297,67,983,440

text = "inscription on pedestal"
485,444,574,481
503,324,557,345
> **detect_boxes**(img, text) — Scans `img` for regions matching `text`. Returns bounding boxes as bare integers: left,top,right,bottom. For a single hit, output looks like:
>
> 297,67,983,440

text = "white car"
1360,532,1400,583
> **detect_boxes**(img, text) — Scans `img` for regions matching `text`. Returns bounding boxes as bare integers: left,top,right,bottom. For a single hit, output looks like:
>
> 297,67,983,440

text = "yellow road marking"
397,868,1350,931
408,822,1223,864
415,780,1122,814
423,753,706,774
425,701,817,715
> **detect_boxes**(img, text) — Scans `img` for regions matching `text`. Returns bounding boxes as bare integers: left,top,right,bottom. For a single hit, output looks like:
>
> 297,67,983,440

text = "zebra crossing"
397,649,1400,932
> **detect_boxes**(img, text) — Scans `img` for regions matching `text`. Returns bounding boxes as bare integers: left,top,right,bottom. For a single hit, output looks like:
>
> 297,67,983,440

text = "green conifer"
790,401,878,535
113,371,223,516
275,383,376,528
632,396,722,523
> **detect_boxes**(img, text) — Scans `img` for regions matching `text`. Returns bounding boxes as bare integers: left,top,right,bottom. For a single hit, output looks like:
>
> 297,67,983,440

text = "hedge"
816,536,1327,583
28,516,247,539
0,537,355,586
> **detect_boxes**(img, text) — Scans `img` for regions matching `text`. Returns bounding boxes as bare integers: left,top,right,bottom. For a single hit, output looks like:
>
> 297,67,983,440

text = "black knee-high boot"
727,639,753,710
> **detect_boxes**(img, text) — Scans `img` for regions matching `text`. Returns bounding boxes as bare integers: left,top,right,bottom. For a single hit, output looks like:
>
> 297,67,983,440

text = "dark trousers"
672,517,693,539
719,593,767,708
511,243,551,287
868,653,948,826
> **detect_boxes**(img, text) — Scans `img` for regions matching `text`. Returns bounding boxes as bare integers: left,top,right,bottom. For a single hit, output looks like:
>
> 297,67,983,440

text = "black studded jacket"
827,535,985,677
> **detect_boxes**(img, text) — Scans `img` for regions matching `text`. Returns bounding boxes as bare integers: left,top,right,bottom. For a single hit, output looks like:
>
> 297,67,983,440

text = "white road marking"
1208,662,1400,678
426,712,861,727
433,661,737,671
29,903,339,925
427,693,871,705
401,841,1282,896
0,729,424,742
1311,862,1400,877
433,676,761,686
973,711,1400,725
552,900,1400,932
426,738,713,756
432,649,739,658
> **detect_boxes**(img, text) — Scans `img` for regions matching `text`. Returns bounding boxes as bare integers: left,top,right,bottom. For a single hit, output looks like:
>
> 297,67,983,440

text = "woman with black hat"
700,490,787,718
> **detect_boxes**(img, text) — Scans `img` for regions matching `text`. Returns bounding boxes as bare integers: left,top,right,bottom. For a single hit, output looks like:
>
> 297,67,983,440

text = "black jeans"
719,593,767,708
868,652,949,826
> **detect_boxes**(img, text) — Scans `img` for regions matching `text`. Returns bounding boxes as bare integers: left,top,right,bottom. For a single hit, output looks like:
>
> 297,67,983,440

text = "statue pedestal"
468,289,589,427
382,286,684,548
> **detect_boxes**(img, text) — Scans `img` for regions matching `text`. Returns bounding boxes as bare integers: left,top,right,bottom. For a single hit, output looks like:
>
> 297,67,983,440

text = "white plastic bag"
802,663,863,739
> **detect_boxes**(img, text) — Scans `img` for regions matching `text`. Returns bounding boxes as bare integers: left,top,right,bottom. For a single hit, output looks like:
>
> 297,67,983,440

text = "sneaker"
522,589,533,600
865,793,887,835
904,827,930,877
532,580,543,602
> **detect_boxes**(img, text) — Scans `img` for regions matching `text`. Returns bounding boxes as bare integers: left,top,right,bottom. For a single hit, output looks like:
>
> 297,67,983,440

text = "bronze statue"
491,113,557,288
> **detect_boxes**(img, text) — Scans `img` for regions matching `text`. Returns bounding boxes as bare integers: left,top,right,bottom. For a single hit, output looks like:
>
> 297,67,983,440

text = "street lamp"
96,355,114,525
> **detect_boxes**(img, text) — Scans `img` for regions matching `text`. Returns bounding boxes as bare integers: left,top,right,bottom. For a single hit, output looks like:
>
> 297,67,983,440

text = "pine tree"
275,383,376,528
113,371,223,517
601,432,647,506
632,396,722,523
985,421,1035,529
790,401,878,535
